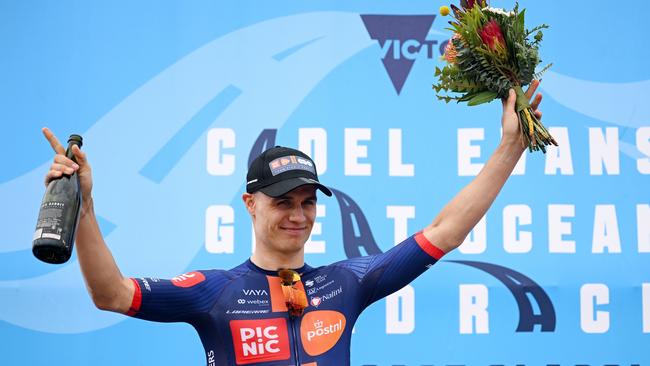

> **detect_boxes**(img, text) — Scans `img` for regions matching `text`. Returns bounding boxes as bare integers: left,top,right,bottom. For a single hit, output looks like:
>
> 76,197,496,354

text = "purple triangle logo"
360,15,437,95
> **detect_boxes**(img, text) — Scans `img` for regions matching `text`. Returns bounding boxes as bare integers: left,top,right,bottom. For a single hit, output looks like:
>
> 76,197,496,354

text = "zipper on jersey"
290,316,301,366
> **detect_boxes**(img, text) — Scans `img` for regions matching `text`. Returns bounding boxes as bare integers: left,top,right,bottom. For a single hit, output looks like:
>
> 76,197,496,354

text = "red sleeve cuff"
415,231,445,260
126,278,142,316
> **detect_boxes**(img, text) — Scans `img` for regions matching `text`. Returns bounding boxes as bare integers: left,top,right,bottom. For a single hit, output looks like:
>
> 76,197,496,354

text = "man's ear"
242,193,255,215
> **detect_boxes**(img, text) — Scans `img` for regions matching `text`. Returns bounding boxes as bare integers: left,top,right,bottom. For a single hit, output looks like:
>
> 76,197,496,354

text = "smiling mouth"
281,227,306,234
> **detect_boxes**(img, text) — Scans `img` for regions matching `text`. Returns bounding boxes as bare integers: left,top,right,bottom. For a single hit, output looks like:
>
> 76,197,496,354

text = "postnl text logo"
360,14,437,94
230,318,290,365
300,310,346,356
171,271,206,288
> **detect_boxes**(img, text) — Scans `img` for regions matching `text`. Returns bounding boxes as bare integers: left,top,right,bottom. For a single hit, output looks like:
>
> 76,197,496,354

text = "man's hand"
43,128,94,214
501,80,543,143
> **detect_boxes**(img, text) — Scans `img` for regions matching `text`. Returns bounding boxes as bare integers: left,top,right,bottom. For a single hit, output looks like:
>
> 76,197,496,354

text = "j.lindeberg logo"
360,14,439,95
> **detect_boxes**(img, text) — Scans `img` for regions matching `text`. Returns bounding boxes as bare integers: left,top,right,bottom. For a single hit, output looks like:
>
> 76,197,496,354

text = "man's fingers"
51,162,76,174
42,127,66,155
45,170,63,186
54,154,79,169
524,79,540,100
530,93,542,111
71,145,87,166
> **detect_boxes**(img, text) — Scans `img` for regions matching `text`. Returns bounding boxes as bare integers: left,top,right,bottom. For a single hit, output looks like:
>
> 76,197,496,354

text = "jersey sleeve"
126,270,229,323
336,231,445,309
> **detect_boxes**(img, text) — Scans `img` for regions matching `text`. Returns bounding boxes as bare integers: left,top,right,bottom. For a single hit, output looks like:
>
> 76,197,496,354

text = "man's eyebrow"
273,194,317,201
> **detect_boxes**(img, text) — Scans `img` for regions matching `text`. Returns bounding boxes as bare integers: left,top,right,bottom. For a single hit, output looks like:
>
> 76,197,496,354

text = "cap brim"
259,177,332,197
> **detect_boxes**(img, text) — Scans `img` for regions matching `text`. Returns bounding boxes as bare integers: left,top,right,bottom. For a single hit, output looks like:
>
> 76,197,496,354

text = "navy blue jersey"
127,232,444,365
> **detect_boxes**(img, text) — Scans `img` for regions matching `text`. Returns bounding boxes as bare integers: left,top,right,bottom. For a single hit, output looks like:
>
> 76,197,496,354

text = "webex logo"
360,14,438,94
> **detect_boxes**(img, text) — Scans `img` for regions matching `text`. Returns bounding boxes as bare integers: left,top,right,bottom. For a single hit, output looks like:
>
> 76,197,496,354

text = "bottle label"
34,201,66,242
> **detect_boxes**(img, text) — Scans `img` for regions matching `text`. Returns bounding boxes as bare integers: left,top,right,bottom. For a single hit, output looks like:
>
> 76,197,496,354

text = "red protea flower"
479,19,506,50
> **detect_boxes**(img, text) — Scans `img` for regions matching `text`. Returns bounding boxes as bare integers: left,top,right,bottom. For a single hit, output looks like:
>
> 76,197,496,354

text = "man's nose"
289,205,306,222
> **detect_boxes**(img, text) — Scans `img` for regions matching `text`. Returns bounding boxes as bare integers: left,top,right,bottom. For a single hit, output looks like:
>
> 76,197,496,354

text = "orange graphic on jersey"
300,310,346,356
267,276,307,313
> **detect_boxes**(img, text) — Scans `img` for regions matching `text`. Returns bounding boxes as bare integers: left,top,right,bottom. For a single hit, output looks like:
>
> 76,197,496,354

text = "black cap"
246,146,332,197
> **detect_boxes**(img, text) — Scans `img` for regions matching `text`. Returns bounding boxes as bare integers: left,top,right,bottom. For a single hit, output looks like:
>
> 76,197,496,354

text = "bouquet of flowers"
433,0,557,153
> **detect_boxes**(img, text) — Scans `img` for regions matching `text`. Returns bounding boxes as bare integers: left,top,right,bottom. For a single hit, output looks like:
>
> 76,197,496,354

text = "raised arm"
42,128,134,313
421,81,543,253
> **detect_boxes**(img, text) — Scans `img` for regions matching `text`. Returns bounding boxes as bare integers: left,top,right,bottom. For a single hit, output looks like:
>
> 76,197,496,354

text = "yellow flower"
439,5,450,16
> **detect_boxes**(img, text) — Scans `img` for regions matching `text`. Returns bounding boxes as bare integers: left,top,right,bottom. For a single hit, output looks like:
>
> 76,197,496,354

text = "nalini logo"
360,14,438,94
312,286,343,306
305,280,314,287
230,318,290,365
171,271,205,288
300,310,346,356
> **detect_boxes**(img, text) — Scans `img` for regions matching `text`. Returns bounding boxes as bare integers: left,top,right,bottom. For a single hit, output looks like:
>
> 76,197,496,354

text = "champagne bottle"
32,134,83,264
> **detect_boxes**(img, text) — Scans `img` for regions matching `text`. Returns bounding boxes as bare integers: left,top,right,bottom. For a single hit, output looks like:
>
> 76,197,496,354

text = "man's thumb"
506,88,516,111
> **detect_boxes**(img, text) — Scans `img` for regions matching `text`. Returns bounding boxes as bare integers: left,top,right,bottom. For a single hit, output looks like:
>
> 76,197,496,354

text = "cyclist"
42,83,543,365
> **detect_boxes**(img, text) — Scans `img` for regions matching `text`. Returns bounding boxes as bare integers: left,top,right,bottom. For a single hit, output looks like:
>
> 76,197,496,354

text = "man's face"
244,185,318,255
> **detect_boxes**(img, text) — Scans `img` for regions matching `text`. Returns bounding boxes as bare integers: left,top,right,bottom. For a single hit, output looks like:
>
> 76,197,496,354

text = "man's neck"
250,248,305,271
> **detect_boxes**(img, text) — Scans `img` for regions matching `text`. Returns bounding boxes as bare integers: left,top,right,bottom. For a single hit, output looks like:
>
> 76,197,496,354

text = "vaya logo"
229,318,290,365
242,289,269,297
361,14,438,94
300,310,346,356
171,271,205,288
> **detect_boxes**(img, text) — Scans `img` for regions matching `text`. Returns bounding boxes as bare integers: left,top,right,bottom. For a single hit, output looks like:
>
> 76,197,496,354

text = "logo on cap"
268,155,316,176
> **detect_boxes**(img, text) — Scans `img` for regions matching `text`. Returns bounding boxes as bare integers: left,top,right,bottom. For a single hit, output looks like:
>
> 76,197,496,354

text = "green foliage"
433,1,551,105
467,91,499,106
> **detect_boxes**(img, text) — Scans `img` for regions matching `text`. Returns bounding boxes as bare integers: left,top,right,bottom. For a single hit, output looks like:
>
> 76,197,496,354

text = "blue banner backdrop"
1,0,649,365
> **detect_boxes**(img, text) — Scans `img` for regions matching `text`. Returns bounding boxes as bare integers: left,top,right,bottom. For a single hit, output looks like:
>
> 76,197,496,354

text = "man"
43,83,543,365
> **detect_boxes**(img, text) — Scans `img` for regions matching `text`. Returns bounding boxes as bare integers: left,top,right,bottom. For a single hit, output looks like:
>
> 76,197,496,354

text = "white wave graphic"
542,70,649,128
